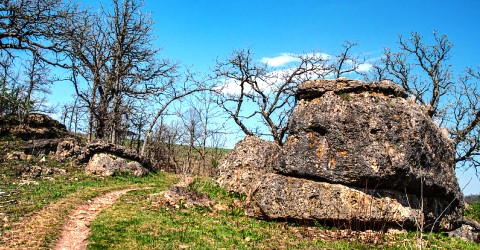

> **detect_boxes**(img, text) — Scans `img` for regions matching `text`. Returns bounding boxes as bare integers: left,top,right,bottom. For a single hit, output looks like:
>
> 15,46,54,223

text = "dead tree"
379,31,480,171
21,53,52,120
67,0,176,143
140,72,211,156
384,32,453,118
331,41,366,79
213,49,329,145
0,0,78,65
186,90,227,175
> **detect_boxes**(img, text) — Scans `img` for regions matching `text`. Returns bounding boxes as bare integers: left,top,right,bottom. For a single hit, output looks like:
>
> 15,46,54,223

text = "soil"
52,189,133,250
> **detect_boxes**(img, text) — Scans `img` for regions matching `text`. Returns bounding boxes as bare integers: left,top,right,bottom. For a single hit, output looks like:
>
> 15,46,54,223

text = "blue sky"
146,0,480,72
51,0,480,194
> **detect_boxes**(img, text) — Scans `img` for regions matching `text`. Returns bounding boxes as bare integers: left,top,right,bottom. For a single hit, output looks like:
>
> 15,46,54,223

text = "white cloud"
217,51,374,95
214,78,245,95
260,52,334,67
260,53,301,67
357,62,373,72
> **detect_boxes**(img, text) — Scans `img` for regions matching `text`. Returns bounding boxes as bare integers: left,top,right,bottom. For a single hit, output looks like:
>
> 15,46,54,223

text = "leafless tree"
0,51,53,118
187,90,227,175
213,49,329,145
0,55,20,115
180,107,202,172
21,52,52,120
60,95,88,134
384,32,453,118
377,31,480,171
127,106,150,152
331,41,366,79
146,118,184,172
140,71,212,156
0,0,78,65
450,68,480,171
67,0,176,143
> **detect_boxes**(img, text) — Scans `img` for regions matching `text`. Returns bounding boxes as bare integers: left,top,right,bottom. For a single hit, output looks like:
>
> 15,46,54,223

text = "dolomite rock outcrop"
0,113,67,140
216,78,464,231
85,153,148,177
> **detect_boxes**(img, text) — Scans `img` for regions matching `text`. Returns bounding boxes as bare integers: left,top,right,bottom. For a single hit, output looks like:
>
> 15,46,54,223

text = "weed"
337,91,351,101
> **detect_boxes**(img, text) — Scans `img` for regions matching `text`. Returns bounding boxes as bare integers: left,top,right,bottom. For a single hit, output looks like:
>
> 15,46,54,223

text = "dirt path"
52,189,133,250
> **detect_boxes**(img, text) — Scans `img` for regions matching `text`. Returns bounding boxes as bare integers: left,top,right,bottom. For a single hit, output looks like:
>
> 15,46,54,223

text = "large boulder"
245,173,422,229
281,79,458,198
280,79,463,229
216,78,464,231
23,138,62,155
85,153,149,177
22,137,153,172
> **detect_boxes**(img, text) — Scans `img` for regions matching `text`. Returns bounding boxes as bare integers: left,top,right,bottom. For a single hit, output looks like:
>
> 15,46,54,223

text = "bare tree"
146,118,184,172
21,52,52,120
450,68,480,170
187,90,227,175
0,55,20,115
67,0,176,143
140,71,211,156
60,95,88,134
377,31,480,171
384,31,453,118
128,105,150,152
213,49,329,145
0,0,78,65
331,41,366,78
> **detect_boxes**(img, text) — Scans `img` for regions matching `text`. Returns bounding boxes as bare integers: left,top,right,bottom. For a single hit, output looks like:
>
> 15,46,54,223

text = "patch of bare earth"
52,189,133,250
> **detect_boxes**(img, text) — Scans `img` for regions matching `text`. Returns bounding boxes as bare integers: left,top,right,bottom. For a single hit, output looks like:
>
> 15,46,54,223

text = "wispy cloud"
357,62,373,72
217,52,372,95
260,53,301,67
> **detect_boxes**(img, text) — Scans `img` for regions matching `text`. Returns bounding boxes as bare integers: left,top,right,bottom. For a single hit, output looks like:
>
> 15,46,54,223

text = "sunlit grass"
88,178,479,249
465,201,480,222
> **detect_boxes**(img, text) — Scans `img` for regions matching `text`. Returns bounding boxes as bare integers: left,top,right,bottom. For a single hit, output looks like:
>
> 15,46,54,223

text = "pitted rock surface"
216,78,464,232
296,78,408,100
216,136,281,195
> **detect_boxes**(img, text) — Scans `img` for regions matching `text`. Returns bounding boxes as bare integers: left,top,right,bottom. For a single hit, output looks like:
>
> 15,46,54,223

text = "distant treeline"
465,194,480,204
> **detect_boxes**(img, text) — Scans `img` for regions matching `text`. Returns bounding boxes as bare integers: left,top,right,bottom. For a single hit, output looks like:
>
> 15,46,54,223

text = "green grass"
465,201,480,222
88,179,354,249
88,178,479,249
0,153,174,229
0,164,178,249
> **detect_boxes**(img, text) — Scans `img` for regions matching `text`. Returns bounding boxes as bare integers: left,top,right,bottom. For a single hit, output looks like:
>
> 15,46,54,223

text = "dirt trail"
52,189,133,250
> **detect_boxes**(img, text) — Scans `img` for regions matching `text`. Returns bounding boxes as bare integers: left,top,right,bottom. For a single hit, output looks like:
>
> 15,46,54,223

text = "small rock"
18,180,39,186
